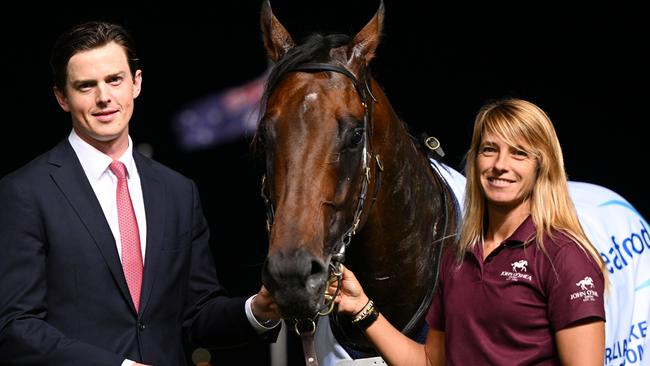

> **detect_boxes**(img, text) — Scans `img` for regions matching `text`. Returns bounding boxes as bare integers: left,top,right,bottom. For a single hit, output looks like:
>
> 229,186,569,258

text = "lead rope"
300,332,318,365
293,261,343,366
294,318,319,366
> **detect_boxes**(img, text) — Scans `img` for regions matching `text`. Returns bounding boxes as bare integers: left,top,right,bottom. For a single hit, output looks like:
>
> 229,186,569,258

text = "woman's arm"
555,318,604,366
334,265,445,366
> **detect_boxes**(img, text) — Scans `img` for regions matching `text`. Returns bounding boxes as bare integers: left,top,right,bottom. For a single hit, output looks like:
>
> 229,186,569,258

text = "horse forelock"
262,33,352,107
254,32,354,157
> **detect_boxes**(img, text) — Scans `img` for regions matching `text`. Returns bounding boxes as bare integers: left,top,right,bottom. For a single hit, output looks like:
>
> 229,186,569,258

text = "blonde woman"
334,98,606,365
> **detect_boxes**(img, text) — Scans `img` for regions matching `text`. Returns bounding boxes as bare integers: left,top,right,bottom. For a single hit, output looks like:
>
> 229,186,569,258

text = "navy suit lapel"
47,140,134,311
133,152,165,316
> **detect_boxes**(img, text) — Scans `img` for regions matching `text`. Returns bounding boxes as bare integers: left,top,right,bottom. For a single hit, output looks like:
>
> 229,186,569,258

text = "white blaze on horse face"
302,92,319,112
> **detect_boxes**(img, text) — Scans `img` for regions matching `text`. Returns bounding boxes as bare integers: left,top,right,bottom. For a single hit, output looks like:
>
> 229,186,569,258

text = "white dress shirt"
68,130,147,262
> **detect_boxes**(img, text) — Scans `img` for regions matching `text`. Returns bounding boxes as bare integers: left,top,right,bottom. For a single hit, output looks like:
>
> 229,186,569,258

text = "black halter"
260,61,384,366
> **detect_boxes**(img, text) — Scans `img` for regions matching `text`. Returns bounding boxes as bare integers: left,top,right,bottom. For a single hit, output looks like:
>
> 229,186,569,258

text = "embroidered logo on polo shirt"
570,276,599,302
500,259,533,281
511,260,528,272
576,276,594,290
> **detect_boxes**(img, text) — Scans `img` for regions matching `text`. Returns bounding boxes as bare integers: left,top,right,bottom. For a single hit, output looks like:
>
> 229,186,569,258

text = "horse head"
258,0,385,321
257,0,458,350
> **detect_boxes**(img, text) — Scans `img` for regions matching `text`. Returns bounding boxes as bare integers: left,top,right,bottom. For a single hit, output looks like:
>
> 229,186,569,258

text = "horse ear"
260,0,295,62
348,0,385,66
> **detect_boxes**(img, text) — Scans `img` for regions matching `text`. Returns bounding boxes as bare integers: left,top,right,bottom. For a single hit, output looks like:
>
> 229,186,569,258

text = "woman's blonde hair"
458,98,605,277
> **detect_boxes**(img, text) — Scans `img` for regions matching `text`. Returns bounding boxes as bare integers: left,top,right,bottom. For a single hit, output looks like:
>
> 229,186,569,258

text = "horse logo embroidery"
511,260,528,272
576,276,595,291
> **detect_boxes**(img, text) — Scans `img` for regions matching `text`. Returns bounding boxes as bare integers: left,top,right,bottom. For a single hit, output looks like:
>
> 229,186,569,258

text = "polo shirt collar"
502,215,535,248
468,215,536,260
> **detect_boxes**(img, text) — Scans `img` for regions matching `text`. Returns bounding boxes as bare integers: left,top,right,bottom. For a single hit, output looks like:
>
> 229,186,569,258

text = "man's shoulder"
1,143,65,183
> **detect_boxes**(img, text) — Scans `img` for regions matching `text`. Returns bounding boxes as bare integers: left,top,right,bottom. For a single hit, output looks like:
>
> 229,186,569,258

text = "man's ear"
53,86,70,112
133,70,142,99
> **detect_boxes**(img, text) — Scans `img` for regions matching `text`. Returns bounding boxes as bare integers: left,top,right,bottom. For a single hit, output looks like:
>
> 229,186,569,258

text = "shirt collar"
467,215,536,260
502,215,536,247
68,129,136,181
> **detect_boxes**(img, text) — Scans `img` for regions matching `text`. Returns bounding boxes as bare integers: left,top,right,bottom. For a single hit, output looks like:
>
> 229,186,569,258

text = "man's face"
54,41,142,153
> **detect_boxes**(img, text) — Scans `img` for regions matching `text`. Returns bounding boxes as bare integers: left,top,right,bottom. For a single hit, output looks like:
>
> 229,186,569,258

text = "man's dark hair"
50,21,139,92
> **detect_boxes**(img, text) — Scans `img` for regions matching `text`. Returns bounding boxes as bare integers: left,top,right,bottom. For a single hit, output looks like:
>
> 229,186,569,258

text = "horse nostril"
310,259,326,276
262,249,328,299
306,259,327,293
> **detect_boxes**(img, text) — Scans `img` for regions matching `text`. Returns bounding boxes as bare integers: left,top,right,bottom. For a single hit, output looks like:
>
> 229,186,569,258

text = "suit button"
137,322,146,331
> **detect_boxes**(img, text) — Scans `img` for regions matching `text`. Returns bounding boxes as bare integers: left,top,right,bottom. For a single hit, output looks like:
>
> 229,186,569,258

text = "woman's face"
477,131,537,212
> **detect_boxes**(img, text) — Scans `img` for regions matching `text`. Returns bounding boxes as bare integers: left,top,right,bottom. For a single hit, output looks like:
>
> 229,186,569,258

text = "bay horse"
257,0,460,360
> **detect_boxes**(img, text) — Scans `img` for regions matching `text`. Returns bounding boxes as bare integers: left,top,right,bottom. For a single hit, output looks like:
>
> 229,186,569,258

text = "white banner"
570,182,649,366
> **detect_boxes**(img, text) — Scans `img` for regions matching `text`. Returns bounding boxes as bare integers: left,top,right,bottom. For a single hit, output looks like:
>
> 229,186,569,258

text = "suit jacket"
0,139,272,365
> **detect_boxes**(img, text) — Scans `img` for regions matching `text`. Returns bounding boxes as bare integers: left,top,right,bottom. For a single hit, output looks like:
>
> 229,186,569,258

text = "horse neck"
370,113,445,251
346,110,451,330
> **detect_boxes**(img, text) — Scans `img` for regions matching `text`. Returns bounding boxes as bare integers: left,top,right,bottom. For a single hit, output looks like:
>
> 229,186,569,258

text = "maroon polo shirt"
427,216,605,365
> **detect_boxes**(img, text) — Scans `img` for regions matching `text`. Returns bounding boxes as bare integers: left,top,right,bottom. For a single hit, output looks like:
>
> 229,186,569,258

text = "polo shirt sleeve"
546,241,606,331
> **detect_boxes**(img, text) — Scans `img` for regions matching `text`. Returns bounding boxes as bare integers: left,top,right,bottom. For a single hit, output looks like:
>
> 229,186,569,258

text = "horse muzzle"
261,247,329,318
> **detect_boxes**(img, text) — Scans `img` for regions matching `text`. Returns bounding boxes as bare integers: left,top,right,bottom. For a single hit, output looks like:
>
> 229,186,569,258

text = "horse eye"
349,128,365,146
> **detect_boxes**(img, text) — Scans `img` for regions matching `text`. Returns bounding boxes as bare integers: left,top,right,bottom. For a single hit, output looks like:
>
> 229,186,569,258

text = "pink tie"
109,161,143,312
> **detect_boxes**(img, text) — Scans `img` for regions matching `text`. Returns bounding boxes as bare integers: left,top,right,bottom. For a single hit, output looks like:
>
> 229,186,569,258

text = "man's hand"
251,286,281,323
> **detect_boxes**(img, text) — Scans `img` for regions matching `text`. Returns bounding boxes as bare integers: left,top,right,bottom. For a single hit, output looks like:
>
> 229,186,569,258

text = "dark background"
2,1,648,364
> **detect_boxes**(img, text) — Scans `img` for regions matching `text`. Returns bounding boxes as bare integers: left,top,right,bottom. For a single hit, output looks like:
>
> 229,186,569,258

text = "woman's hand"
331,265,370,315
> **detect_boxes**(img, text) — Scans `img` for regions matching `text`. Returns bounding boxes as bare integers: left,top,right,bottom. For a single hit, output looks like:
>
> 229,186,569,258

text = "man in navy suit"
0,21,279,365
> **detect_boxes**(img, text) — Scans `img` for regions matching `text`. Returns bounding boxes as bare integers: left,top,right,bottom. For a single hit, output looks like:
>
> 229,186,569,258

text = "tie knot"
109,161,128,180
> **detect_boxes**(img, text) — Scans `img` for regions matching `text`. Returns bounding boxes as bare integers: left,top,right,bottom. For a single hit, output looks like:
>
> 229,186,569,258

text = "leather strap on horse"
291,62,378,108
399,155,453,337
293,318,320,366
395,139,460,338
300,332,319,366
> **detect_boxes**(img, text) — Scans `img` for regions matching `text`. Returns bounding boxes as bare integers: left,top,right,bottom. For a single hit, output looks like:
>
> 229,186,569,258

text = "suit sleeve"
182,181,278,348
0,176,124,365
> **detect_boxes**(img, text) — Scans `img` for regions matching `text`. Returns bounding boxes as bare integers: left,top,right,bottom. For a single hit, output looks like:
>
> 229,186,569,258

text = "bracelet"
351,300,380,330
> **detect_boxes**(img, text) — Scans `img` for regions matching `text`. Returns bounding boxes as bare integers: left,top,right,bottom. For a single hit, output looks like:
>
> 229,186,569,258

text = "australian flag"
173,71,267,151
